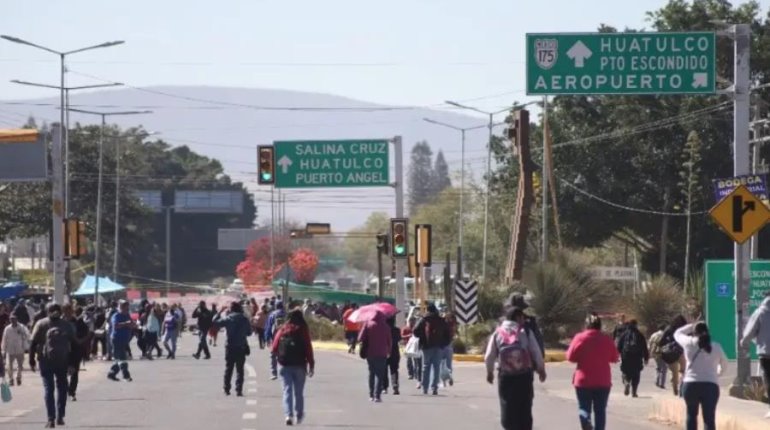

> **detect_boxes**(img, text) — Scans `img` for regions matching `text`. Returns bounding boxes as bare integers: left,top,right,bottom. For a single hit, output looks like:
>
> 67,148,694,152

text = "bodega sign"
274,139,390,188
712,174,769,206
526,32,716,95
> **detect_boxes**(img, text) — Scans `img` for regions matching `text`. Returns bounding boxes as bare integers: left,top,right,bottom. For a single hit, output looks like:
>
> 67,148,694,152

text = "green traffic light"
261,172,272,181
394,244,405,255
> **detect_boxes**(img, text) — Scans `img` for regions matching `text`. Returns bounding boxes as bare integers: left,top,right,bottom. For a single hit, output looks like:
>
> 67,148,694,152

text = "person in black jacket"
192,301,213,360
616,319,649,397
505,293,545,358
382,317,401,395
12,300,31,327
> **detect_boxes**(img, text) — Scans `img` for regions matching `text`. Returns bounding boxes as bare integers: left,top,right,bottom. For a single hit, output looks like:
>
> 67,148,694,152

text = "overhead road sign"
274,139,389,188
306,223,331,235
526,32,716,95
174,190,244,214
709,185,770,244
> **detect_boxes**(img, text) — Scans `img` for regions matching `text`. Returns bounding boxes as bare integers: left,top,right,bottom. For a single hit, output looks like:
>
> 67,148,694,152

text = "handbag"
405,336,421,358
1,381,11,403
359,332,369,360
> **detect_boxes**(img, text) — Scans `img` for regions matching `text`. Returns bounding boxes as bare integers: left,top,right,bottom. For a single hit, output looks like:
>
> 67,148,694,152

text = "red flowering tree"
235,236,291,286
289,248,320,284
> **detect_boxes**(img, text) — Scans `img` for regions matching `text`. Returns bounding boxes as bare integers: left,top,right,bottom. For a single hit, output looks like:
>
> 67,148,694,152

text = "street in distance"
526,32,716,95
274,139,390,188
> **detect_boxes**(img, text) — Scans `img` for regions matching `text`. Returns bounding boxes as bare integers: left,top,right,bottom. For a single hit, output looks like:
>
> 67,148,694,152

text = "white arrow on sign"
277,155,293,174
566,40,592,68
692,72,708,89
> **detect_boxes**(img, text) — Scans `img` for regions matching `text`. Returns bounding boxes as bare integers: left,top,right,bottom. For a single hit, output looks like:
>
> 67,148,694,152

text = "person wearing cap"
505,293,545,358
265,301,287,380
29,303,76,428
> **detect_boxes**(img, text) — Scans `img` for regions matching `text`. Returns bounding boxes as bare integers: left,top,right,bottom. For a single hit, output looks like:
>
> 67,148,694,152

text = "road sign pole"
51,124,66,304
393,136,406,324
541,96,549,263
731,23,752,395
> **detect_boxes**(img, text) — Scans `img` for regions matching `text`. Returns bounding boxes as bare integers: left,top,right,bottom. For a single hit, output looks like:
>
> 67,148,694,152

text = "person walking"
162,305,179,359
1,314,30,386
65,305,90,401
612,314,628,343
254,305,269,349
213,301,252,396
676,321,727,430
145,304,163,358
741,290,770,419
441,310,457,387
414,304,450,395
192,301,213,360
648,324,668,390
342,304,361,354
29,303,76,428
616,319,649,397
265,302,287,380
660,315,687,396
401,317,422,386
566,313,620,430
13,300,31,328
108,301,135,382
485,306,546,430
272,309,315,426
358,310,391,402
382,316,401,395
208,303,220,347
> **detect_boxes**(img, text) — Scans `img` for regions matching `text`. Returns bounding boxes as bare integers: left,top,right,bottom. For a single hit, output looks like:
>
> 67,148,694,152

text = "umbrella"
347,302,398,323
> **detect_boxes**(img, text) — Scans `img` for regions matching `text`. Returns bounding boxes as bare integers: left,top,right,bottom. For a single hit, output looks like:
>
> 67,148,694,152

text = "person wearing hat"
29,303,76,428
506,293,545,358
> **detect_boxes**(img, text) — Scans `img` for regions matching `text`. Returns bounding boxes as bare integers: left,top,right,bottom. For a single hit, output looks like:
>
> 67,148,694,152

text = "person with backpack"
660,315,687,396
485,306,546,430
616,319,649,397
358,310,391,402
272,309,314,425
162,304,180,359
567,313,620,430
741,290,770,419
29,303,76,428
192,301,213,360
265,301,287,380
647,324,668,390
506,293,545,359
675,321,727,430
382,316,401,395
213,301,252,396
108,301,136,382
414,304,449,396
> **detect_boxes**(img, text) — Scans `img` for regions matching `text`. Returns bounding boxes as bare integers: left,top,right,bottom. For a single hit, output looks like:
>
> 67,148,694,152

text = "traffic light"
415,224,432,267
376,232,389,255
65,218,87,259
390,218,408,259
257,145,275,185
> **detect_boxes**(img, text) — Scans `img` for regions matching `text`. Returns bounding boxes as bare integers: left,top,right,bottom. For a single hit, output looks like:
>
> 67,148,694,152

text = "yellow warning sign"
709,184,770,244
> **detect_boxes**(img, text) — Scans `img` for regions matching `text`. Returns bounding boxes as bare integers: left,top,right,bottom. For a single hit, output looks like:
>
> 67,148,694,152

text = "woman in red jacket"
566,313,620,430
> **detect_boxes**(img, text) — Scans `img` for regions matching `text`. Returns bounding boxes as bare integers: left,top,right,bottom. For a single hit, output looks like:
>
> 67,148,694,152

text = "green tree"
408,141,434,214
342,212,390,273
432,150,452,195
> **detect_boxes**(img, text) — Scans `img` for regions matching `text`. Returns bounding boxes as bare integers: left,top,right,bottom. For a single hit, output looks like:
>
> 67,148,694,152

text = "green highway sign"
274,139,389,188
526,32,716,95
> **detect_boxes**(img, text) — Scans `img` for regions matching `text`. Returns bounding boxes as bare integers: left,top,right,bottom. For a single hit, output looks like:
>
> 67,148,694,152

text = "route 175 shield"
534,39,558,70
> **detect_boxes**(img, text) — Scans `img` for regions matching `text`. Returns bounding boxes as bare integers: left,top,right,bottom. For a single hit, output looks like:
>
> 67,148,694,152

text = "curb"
311,341,566,363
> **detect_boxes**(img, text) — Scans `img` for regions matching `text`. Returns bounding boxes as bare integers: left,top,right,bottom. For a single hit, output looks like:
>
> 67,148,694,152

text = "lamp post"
443,100,539,281
1,36,124,214
67,108,151,303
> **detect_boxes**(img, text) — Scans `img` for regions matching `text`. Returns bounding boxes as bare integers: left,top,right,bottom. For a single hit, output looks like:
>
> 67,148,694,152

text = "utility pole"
51,124,66,304
393,136,405,325
541,96,549,263
165,206,172,291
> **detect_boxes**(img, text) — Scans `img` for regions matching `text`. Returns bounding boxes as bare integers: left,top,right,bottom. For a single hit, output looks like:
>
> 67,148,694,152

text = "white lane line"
245,363,257,378
247,380,257,386
246,399,257,406
242,412,257,420
248,388,257,393
0,409,32,423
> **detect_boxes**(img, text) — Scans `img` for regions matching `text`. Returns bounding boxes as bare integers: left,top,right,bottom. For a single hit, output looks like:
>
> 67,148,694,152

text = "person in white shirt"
1,314,31,386
675,322,727,430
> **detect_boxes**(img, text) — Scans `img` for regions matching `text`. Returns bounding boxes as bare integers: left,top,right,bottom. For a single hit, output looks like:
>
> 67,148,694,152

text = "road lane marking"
247,380,257,386
242,412,257,420
246,399,257,406
245,363,257,378
248,388,257,393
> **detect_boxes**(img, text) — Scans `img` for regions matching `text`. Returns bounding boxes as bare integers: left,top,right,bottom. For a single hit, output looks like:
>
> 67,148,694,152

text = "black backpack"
277,329,306,366
43,323,71,366
423,317,449,349
622,331,643,356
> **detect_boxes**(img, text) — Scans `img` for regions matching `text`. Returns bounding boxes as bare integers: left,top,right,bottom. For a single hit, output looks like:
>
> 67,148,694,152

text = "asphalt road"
1,334,671,429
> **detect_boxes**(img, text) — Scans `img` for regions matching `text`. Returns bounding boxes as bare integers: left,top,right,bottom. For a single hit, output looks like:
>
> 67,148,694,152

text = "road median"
649,392,769,430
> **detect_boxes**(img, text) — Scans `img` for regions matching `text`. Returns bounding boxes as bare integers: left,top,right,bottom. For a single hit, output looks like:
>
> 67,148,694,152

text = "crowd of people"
1,290,769,429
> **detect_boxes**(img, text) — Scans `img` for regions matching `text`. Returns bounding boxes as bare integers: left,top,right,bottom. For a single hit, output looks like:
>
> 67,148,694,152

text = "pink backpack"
496,326,533,376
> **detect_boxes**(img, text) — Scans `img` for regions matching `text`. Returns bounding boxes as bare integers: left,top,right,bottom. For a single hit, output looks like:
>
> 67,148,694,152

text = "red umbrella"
347,302,398,323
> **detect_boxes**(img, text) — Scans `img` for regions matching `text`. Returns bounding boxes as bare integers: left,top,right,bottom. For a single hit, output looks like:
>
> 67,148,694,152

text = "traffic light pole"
377,247,384,299
51,124,66,304
393,136,405,325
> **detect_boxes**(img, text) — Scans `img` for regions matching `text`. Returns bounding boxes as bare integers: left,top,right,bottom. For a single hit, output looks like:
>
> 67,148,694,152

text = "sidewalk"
650,391,769,430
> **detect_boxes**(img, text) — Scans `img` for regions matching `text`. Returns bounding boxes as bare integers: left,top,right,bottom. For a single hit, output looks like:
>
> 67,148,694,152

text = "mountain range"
1,86,499,230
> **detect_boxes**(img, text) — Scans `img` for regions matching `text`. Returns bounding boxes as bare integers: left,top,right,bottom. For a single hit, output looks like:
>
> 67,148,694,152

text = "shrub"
452,337,467,354
477,284,509,321
744,377,769,404
306,316,345,341
461,321,495,353
631,275,685,334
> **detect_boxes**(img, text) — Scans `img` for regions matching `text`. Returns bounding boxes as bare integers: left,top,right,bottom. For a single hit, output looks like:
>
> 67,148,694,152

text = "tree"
432,150,452,194
236,236,291,285
408,141,434,214
680,131,703,287
289,248,320,284
342,212,390,273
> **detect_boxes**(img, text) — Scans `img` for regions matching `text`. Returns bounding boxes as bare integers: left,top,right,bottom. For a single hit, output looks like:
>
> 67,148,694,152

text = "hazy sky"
3,0,768,115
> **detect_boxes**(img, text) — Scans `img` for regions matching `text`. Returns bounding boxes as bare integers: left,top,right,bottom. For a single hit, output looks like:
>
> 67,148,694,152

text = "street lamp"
422,118,488,252
2,35,125,215
67,108,151,304
10,79,123,214
444,100,539,280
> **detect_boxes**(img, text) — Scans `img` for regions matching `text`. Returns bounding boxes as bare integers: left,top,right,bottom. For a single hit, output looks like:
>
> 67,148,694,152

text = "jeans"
345,331,358,353
366,356,387,399
280,365,307,419
621,366,641,395
224,346,246,394
163,330,177,357
682,382,719,430
144,331,160,357
421,347,442,393
196,330,210,357
442,345,454,375
5,353,23,381
760,357,770,404
655,358,668,388
407,356,422,381
499,372,534,430
270,351,279,377
255,328,265,349
109,339,131,380
383,354,400,392
40,364,68,422
575,387,610,430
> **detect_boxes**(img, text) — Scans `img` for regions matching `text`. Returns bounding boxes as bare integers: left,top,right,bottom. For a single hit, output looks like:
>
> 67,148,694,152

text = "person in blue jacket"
264,301,287,380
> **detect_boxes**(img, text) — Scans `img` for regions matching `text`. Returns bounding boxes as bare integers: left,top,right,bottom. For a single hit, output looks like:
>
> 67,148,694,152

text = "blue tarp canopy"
0,281,28,300
73,276,125,296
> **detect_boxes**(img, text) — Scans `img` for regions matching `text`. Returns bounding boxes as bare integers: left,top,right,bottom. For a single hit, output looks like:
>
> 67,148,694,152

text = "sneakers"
270,375,278,381
224,389,231,396
285,417,293,426
624,384,630,396
236,391,243,397
296,415,304,424
374,397,382,403
56,418,65,426
8,379,13,387
16,377,21,386
580,419,594,430
432,388,438,396
393,388,400,395
45,420,55,428
449,378,454,387
193,353,200,360
108,374,119,382
70,394,77,402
